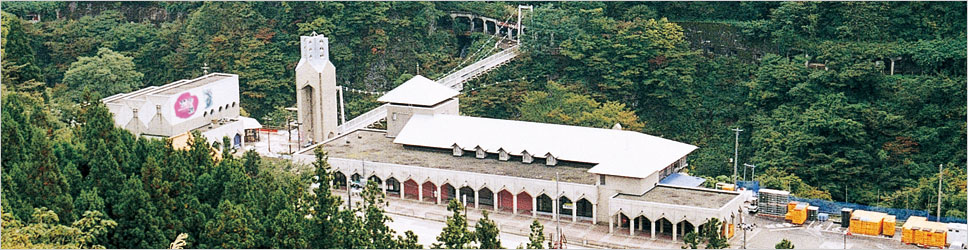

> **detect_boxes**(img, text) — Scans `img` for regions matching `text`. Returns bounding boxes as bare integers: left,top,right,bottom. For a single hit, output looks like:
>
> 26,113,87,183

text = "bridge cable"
439,12,517,79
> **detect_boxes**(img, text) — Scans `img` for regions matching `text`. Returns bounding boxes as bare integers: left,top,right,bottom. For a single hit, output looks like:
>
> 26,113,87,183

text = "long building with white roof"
292,33,746,243
102,73,261,149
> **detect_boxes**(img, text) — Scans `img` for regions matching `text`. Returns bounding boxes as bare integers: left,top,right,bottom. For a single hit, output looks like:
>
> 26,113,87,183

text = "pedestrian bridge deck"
309,130,596,185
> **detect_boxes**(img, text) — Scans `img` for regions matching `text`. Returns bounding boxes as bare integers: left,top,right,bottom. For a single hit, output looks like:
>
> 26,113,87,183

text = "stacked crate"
849,210,888,236
758,189,790,217
785,202,809,225
903,216,948,248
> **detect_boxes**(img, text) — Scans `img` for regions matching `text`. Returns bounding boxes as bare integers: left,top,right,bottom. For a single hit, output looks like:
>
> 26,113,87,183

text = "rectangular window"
599,175,606,185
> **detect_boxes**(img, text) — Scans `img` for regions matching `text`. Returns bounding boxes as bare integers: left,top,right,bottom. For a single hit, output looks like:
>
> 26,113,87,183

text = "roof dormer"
498,148,510,161
475,145,486,159
545,152,557,166
522,150,533,164
452,143,464,157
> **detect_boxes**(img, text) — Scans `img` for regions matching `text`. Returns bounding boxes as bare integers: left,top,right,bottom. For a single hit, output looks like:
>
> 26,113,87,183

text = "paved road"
386,212,584,249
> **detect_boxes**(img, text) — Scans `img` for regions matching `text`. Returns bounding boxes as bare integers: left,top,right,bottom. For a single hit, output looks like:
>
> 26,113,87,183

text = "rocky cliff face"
57,2,186,23
677,21,775,62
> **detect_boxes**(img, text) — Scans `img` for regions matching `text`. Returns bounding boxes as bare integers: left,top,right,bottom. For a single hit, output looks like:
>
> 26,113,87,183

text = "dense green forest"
2,1,966,248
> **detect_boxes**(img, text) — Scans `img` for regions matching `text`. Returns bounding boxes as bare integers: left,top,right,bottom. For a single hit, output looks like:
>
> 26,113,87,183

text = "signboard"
164,75,240,125
562,203,574,210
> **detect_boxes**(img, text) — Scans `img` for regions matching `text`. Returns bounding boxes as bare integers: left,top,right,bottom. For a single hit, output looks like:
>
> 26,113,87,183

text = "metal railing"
437,45,520,91
336,104,388,134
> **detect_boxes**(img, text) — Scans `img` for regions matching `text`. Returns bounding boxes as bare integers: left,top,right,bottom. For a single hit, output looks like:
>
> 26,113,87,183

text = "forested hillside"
1,2,966,248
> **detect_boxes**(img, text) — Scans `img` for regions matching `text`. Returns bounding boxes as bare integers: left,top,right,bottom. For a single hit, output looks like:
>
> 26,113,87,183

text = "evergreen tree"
775,238,795,249
109,176,166,248
360,179,397,248
526,219,546,249
433,199,474,249
310,147,342,248
475,210,503,249
0,12,43,88
1,208,116,249
203,200,258,249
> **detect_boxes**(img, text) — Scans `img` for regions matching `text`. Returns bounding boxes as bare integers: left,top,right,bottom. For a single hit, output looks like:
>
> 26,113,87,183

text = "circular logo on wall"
174,92,199,119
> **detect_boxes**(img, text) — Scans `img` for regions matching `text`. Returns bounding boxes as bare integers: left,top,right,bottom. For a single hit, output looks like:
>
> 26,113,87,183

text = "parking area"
738,214,920,249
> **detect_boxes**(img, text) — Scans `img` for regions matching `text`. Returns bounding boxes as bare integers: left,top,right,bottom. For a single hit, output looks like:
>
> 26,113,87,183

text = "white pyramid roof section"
393,114,699,179
377,75,459,106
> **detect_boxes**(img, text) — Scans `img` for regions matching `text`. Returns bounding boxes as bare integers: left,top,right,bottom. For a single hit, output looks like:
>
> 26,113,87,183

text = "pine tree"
475,210,503,249
360,179,397,248
310,147,342,248
203,200,258,249
433,199,473,249
526,219,546,249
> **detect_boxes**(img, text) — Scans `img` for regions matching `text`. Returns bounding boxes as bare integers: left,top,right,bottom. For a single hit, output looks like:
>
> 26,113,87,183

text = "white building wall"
385,98,459,137
293,154,602,221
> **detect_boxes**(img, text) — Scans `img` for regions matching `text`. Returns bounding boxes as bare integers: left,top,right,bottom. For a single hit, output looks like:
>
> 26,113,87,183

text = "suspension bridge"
333,9,531,135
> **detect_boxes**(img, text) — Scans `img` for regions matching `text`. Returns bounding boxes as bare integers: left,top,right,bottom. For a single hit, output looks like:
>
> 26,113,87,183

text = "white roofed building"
296,71,745,243
102,73,260,150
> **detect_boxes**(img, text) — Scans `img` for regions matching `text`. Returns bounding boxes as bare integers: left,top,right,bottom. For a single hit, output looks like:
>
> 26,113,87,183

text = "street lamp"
287,114,292,155
740,222,756,249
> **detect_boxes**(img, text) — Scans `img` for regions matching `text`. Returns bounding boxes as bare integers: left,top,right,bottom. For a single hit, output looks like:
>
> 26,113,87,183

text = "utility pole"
937,164,943,221
731,128,743,184
287,114,292,155
285,107,299,149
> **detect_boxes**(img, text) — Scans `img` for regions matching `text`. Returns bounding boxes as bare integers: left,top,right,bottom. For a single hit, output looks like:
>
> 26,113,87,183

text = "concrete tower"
296,33,338,143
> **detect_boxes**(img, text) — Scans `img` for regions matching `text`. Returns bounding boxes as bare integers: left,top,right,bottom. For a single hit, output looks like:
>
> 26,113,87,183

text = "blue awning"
659,173,706,187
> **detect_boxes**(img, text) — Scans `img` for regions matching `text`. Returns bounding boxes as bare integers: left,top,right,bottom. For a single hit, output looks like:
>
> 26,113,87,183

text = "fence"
736,181,760,194
735,180,965,224
789,196,967,224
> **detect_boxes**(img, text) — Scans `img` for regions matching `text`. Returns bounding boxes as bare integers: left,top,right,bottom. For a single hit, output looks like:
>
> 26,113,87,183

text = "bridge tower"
296,32,338,143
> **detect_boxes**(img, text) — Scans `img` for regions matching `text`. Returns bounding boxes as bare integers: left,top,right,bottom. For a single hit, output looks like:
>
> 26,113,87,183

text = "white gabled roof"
377,75,459,106
392,114,698,179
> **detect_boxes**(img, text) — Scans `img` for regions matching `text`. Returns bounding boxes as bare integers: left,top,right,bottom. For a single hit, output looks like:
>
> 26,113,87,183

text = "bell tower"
296,32,338,143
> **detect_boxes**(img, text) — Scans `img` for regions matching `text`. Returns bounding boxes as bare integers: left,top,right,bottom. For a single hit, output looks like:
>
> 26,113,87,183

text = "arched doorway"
576,198,593,218
536,194,553,214
478,187,494,209
385,177,401,195
497,190,514,212
333,171,347,190
459,186,475,207
516,191,533,215
403,179,419,200
558,196,573,218
441,183,456,202
368,175,383,187
422,181,438,203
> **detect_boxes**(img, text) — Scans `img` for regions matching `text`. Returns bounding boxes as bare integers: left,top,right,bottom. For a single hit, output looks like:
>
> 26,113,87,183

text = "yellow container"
849,210,888,236
882,216,896,237
902,216,927,244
